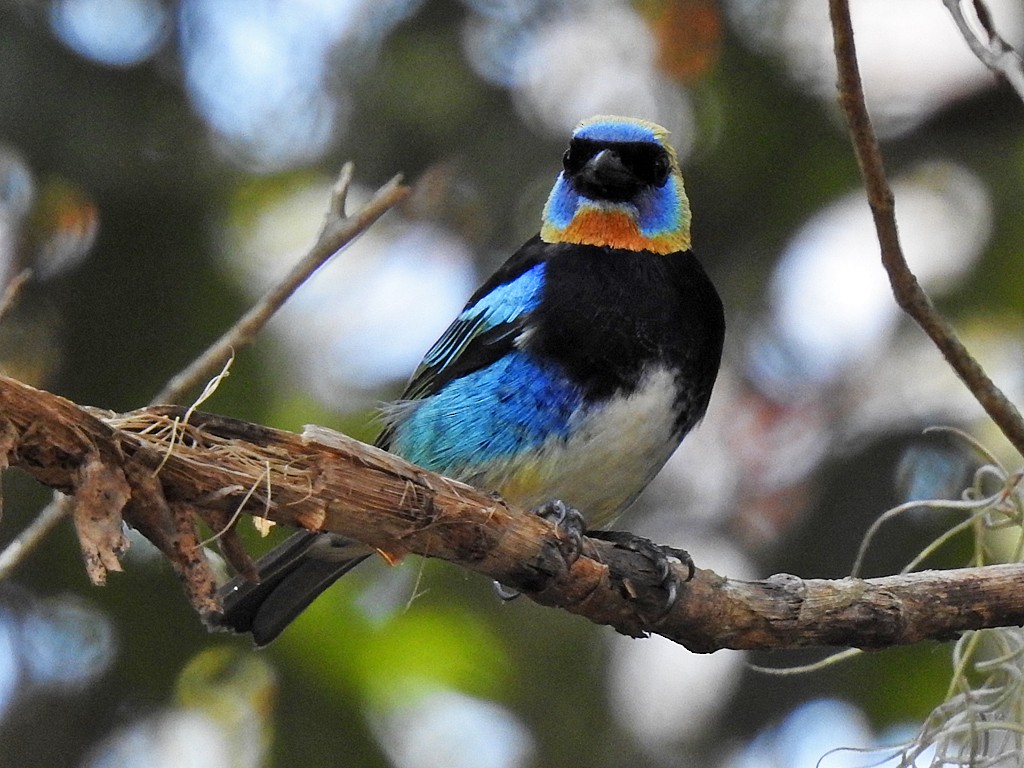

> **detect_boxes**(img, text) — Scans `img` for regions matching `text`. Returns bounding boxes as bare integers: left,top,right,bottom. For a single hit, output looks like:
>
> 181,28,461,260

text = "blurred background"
1,0,1023,766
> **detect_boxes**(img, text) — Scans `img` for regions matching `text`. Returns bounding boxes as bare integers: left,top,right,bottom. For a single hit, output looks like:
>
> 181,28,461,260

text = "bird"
215,115,725,646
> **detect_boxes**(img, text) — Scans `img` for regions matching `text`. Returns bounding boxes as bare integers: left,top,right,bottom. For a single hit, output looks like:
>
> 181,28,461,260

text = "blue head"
541,115,691,254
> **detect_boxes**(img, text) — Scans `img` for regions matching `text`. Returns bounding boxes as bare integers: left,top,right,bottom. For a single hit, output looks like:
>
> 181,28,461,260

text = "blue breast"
387,350,584,477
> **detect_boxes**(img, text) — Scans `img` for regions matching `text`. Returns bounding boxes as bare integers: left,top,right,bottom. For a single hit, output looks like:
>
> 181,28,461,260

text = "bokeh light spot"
757,162,991,390
21,594,117,691
726,0,1024,137
0,608,20,724
50,0,169,67
372,689,534,768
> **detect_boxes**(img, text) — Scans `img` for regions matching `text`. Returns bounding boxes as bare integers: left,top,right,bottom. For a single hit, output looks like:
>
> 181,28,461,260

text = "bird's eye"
563,140,600,174
652,153,670,186
611,144,671,187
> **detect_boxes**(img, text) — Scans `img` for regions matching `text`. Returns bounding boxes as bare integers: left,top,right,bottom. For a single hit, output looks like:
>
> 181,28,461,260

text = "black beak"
574,150,643,202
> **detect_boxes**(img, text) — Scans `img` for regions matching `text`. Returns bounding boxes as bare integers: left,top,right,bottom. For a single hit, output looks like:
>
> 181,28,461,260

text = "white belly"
466,366,682,525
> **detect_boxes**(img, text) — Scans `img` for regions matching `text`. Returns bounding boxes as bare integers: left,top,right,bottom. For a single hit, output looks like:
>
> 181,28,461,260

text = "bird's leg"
586,529,694,612
493,498,586,601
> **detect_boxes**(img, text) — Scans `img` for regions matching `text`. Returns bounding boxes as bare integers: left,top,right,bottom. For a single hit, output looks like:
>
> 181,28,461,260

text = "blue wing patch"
385,350,582,474
400,261,547,401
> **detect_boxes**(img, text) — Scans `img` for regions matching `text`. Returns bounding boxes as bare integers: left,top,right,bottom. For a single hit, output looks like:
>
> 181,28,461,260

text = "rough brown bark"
3,373,1023,652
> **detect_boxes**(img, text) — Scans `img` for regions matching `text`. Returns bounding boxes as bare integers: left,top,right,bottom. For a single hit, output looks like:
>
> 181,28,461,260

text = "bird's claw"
493,581,521,601
492,498,586,601
588,529,693,615
531,499,586,566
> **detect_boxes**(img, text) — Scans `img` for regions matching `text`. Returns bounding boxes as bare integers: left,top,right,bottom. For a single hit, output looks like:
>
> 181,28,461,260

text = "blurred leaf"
281,578,509,710
639,0,722,82
176,647,277,768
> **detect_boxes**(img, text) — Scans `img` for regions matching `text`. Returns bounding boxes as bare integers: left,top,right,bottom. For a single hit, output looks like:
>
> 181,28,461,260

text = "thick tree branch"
829,0,1024,458
0,166,411,581
3,373,1024,652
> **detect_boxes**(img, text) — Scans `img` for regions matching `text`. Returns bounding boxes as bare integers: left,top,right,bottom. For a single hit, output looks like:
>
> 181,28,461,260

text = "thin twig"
943,0,1024,103
0,496,71,580
0,267,64,580
150,165,409,405
0,269,32,323
0,166,408,580
829,0,1024,458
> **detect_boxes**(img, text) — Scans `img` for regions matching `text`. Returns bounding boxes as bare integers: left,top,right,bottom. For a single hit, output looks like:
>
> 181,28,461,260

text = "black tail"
214,531,372,646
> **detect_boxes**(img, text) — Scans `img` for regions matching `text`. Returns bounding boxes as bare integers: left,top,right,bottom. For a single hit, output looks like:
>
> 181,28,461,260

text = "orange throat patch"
541,208,690,254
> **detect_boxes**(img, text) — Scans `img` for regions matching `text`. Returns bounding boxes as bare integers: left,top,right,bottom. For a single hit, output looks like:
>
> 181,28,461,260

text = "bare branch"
150,167,409,406
943,0,1024,103
0,167,410,579
3,373,1024,651
829,0,1024,458
0,268,31,323
0,497,70,580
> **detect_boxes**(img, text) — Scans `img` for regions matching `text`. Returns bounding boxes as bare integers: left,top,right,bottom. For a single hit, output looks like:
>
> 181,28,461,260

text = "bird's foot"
493,498,586,601
532,499,586,565
588,529,694,614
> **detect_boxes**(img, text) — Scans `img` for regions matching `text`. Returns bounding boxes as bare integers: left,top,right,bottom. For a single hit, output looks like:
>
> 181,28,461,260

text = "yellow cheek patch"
541,209,690,255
